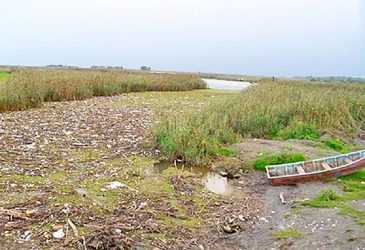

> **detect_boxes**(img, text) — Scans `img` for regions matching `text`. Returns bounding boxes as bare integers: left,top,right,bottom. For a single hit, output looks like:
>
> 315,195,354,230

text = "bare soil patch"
230,139,337,162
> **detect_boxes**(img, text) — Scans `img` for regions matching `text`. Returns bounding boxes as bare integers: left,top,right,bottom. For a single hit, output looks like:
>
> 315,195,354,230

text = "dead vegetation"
0,90,261,249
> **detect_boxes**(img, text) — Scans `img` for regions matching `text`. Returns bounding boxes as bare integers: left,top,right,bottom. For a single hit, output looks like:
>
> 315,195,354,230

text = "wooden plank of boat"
321,162,332,171
344,158,353,164
296,165,305,174
265,150,365,185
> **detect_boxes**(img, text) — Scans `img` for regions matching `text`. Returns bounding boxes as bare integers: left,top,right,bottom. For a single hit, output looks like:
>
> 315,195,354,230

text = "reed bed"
0,69,206,112
154,81,365,164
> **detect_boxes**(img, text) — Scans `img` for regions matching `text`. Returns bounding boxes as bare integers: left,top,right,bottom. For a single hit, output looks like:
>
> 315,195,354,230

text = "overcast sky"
0,0,364,77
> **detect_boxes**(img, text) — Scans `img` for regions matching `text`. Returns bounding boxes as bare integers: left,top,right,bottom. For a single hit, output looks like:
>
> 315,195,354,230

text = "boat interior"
267,150,365,178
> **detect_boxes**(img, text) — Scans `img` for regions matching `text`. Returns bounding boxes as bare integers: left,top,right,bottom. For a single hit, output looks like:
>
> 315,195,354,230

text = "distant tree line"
46,65,80,69
91,66,124,69
140,66,151,71
301,76,365,83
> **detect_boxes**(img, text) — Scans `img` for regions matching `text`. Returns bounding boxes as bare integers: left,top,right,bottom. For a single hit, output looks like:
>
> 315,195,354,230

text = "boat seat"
296,165,306,174
321,162,332,171
344,158,353,164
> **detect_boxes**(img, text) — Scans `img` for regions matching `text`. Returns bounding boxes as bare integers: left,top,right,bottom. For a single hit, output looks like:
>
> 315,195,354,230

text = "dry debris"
0,93,262,249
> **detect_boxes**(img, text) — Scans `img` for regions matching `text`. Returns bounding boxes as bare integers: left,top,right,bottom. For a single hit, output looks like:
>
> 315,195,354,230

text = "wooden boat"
265,150,365,185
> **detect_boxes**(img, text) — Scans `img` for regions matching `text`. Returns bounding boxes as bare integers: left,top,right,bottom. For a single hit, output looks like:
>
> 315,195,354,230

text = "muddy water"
203,78,251,91
154,162,233,195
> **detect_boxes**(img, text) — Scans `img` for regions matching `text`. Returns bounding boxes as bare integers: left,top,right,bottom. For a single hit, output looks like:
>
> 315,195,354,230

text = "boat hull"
268,158,365,185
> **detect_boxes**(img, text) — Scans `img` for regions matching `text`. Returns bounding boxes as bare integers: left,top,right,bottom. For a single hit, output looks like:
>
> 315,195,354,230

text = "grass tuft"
322,138,359,153
272,229,302,240
253,151,306,171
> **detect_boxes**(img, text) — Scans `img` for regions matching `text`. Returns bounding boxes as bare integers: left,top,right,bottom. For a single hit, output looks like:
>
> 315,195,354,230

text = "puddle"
202,172,232,195
154,161,233,195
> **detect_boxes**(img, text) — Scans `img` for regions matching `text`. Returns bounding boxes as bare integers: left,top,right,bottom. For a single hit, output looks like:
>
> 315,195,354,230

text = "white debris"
22,231,31,241
52,229,65,239
260,217,269,223
238,214,246,221
138,202,148,210
115,229,122,234
107,181,126,190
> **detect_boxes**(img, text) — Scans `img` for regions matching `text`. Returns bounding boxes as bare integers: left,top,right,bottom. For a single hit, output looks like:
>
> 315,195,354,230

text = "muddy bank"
237,174,365,250
230,139,337,162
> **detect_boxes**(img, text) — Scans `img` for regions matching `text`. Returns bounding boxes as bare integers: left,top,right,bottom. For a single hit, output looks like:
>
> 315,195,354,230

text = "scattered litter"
22,231,31,241
52,229,65,239
137,202,148,210
260,217,269,223
25,210,35,216
106,181,126,189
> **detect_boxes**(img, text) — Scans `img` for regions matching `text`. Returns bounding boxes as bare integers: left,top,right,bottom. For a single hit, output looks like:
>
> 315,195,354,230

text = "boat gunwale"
265,149,365,180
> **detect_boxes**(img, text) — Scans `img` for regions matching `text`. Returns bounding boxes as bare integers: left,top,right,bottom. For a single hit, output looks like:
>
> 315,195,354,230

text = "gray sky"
0,0,364,77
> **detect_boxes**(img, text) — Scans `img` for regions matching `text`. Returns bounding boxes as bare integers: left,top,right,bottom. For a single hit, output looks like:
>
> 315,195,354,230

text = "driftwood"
0,207,30,220
67,219,79,237
279,193,286,204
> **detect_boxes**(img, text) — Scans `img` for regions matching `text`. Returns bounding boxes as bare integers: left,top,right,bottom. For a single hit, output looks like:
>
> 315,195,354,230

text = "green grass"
0,68,206,112
277,121,320,141
213,147,236,157
339,170,365,182
322,138,359,153
302,188,342,208
253,151,306,171
302,174,365,227
272,229,302,240
0,71,10,81
154,80,365,164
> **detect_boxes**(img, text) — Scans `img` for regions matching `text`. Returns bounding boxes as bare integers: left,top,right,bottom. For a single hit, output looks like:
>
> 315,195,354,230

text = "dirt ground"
229,139,337,162
230,140,365,250
235,173,365,250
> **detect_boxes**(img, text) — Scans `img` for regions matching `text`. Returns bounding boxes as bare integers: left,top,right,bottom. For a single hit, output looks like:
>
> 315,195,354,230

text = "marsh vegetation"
154,80,365,164
1,68,365,248
0,68,206,112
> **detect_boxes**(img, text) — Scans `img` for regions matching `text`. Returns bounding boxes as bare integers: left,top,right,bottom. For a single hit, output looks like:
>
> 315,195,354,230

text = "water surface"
154,162,232,195
203,78,251,91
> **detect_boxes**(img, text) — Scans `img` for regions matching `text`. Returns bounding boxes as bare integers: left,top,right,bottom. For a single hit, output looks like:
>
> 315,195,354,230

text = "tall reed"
0,69,206,112
154,81,365,164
